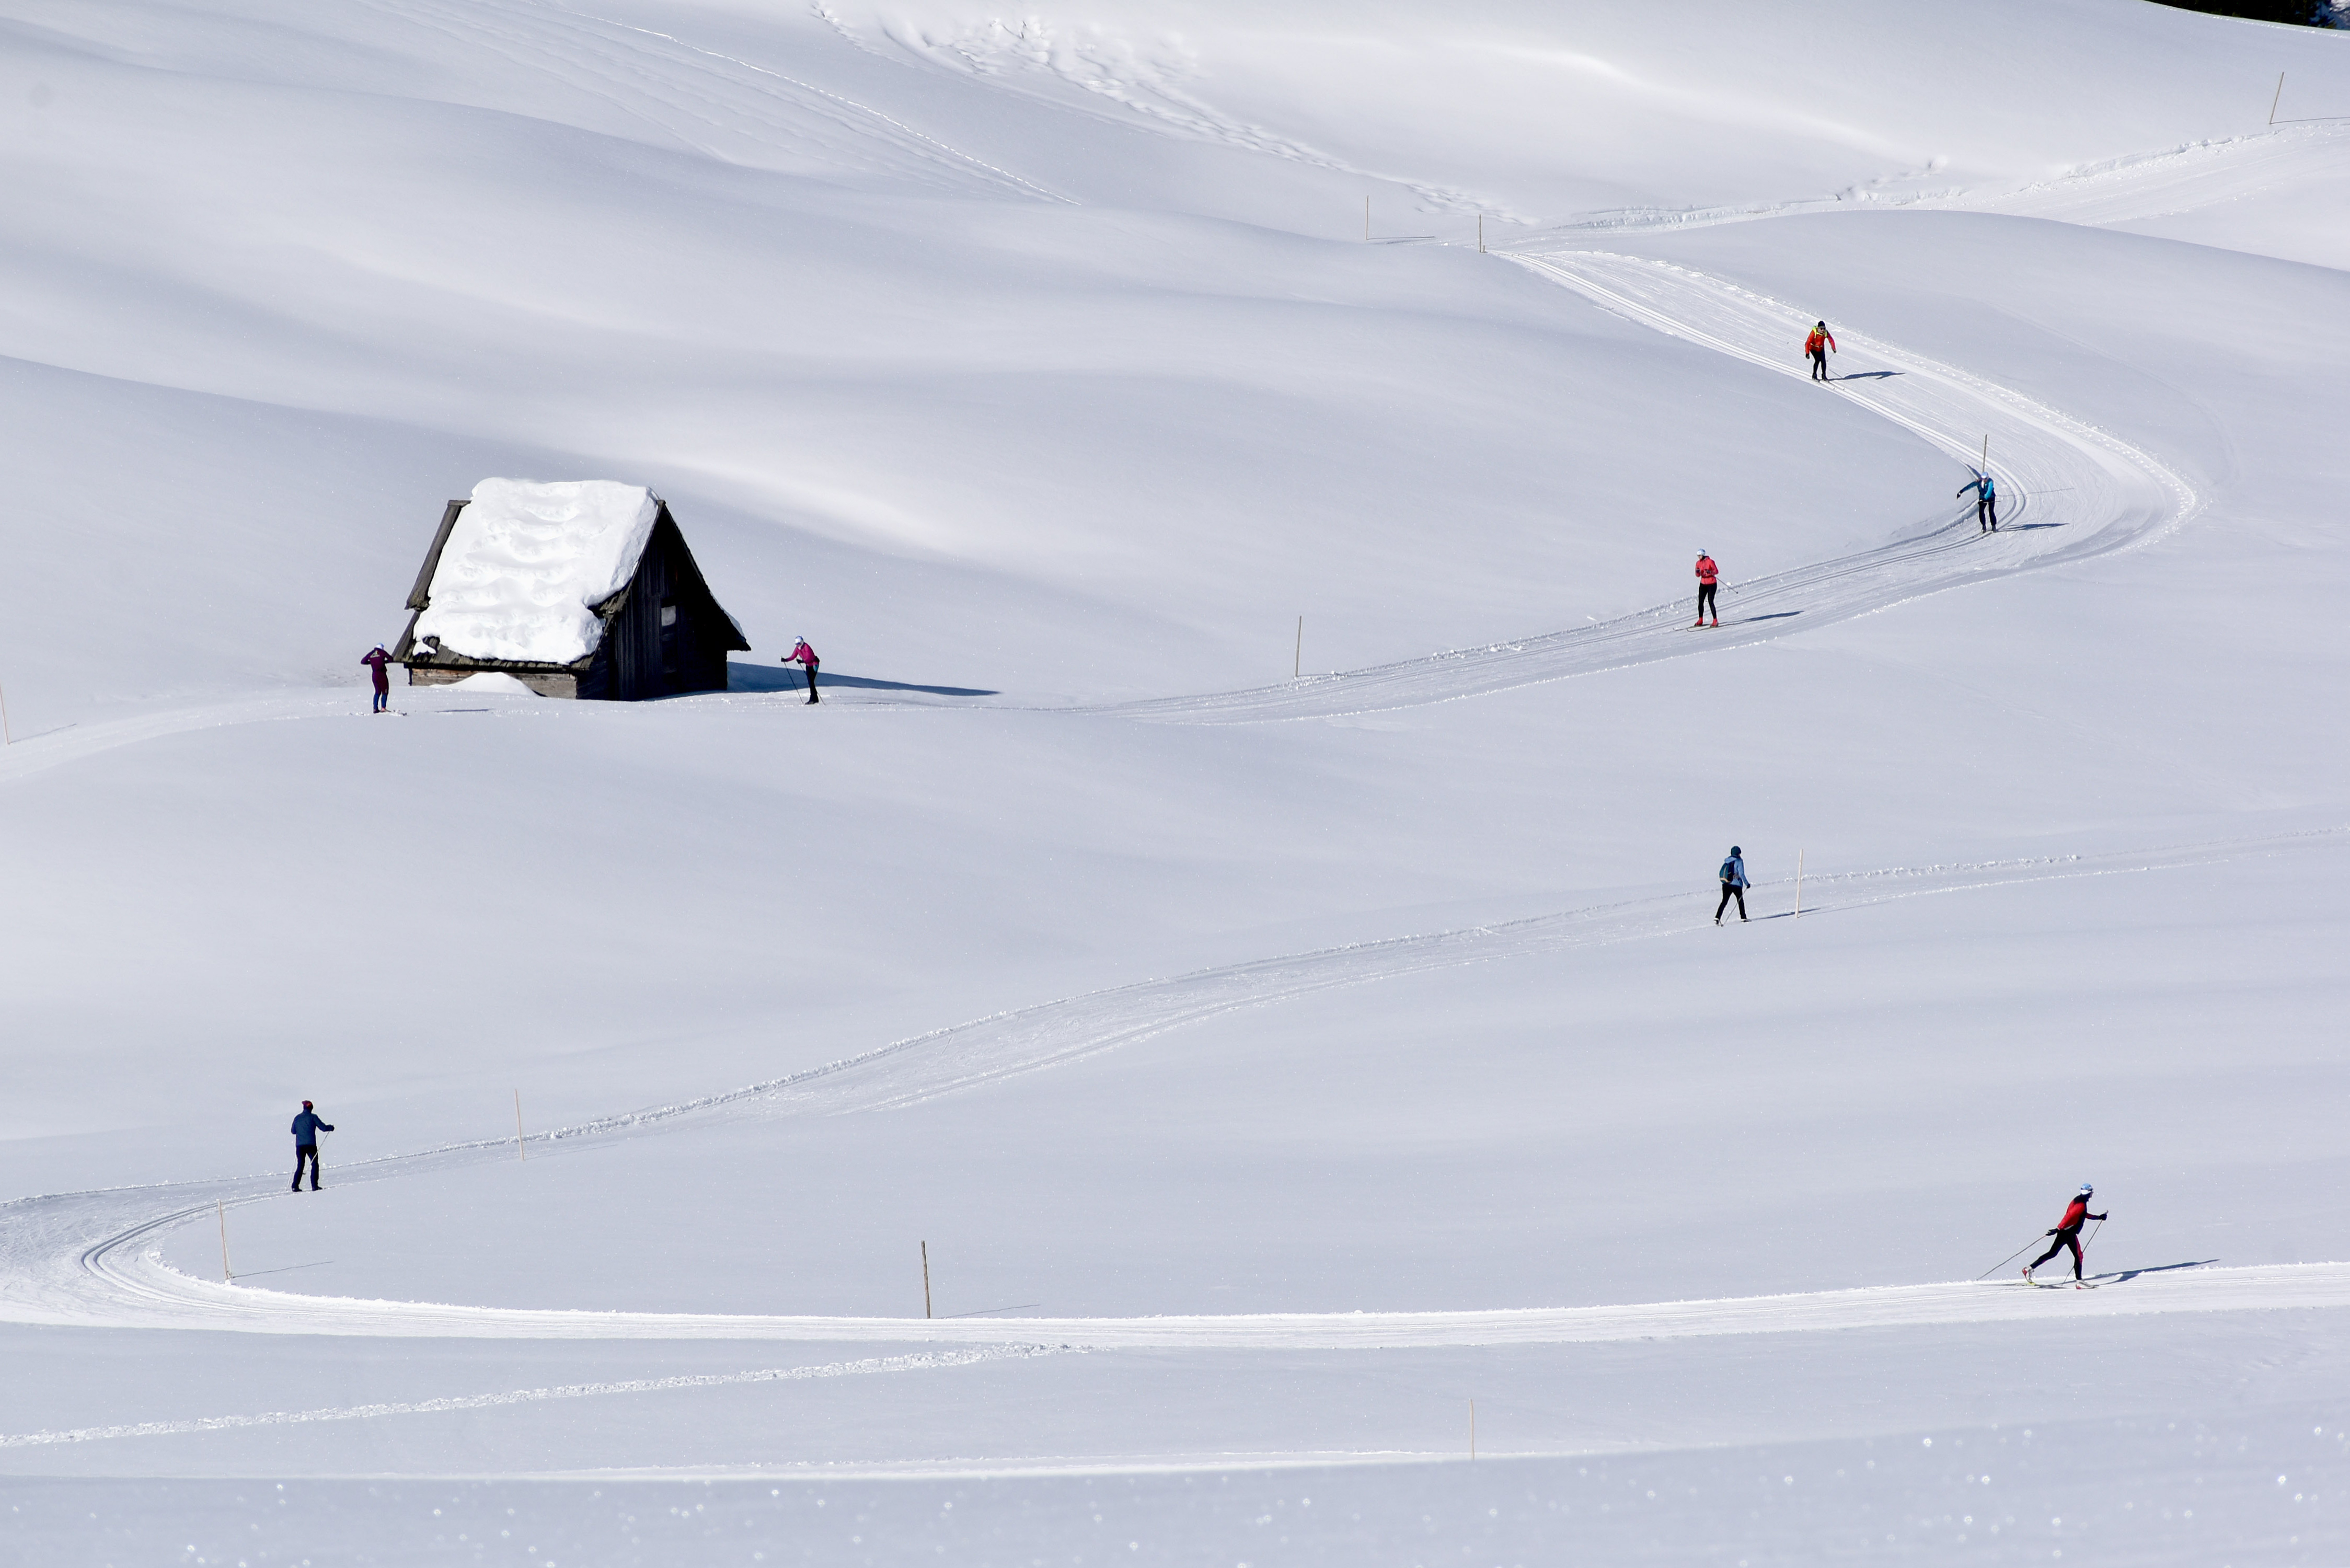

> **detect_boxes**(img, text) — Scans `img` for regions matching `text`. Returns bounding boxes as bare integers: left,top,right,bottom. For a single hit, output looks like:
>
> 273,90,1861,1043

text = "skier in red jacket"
2024,1183,2108,1284
1694,551,1720,628
1804,321,1836,382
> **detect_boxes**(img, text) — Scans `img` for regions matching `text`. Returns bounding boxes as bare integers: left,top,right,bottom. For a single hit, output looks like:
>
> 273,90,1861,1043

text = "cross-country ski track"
0,187,2271,1469
2,828,2345,1413
1099,247,2197,724
0,244,2199,778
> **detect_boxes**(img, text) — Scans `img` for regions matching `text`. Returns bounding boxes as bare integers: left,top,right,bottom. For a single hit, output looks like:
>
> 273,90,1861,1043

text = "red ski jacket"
2053,1197,2106,1233
1805,328,1836,355
1695,556,1718,584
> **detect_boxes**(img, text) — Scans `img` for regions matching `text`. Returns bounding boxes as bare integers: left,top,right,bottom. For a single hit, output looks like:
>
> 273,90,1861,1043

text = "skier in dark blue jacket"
291,1100,334,1192
1959,470,1997,533
1715,847,1749,925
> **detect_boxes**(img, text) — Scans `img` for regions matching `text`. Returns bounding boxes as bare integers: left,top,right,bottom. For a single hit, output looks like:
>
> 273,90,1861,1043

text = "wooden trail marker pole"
2271,71,2286,126
217,1200,232,1282
0,678,13,745
1477,214,1485,253
1981,434,1989,469
921,1241,933,1319
1795,848,1804,919
514,1090,526,1162
1294,616,1303,679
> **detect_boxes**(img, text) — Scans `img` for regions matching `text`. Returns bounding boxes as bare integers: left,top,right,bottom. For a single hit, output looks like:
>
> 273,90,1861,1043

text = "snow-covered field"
2,0,2347,1562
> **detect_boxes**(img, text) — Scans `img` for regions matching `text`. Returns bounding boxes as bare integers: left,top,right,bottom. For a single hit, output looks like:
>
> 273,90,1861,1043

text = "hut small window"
660,601,678,628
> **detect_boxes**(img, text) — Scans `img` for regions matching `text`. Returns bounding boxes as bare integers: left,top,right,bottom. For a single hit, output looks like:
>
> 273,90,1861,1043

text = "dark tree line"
2150,0,2342,25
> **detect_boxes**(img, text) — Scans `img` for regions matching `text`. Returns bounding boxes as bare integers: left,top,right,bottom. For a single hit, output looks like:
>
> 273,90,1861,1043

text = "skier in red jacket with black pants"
2025,1183,2108,1284
1805,321,1836,381
1694,551,1720,628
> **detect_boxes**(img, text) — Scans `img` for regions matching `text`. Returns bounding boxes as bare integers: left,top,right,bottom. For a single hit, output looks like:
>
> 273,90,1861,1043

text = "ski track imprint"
0,1346,1058,1450
0,73,2299,1459
1076,249,2197,725
2,828,2342,1361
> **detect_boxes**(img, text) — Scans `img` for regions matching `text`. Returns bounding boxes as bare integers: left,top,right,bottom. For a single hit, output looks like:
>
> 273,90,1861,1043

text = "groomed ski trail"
1523,122,2350,238
53,1250,2350,1351
0,258,2199,768
2,829,2339,1342
1093,249,2196,725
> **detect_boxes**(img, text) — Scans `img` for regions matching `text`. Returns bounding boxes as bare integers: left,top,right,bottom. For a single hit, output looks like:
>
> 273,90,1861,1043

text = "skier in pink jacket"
787,637,820,705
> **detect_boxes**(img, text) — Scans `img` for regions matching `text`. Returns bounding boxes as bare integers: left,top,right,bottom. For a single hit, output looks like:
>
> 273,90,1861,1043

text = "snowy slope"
2,0,2348,1564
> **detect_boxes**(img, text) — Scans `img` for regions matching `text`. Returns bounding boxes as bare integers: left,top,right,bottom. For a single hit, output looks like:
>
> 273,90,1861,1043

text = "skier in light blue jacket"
1715,847,1749,925
1960,469,1997,533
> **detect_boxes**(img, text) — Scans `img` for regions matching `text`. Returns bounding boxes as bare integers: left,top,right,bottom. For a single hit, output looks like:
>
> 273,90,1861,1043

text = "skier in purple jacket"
361,645,392,713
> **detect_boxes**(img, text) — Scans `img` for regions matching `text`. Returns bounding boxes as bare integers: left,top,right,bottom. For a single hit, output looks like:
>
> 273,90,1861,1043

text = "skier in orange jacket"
1804,322,1836,382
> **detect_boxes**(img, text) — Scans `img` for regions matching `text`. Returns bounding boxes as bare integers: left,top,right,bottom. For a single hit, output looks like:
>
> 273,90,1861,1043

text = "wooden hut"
392,479,748,700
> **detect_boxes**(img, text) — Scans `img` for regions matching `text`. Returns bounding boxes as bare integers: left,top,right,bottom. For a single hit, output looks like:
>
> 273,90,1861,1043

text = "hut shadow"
726,662,998,698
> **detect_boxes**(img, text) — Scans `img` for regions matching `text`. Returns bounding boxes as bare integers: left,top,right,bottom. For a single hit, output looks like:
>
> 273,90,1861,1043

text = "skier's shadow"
2094,1259,2219,1285
1833,371,1903,381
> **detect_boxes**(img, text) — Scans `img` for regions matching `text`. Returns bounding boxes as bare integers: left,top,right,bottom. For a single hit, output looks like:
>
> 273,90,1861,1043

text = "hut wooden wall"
580,515,732,700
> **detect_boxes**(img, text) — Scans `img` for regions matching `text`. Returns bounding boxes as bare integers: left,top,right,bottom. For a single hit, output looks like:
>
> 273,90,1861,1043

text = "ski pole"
2080,1216,2103,1274
1976,1235,2046,1281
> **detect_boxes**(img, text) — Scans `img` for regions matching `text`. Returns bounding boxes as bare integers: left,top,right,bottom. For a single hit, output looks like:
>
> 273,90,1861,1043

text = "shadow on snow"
725,662,998,698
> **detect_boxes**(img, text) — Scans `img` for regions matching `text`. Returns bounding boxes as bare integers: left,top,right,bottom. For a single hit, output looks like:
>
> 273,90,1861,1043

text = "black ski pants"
293,1145,321,1191
1697,582,1717,621
803,663,820,702
1715,881,1746,921
2030,1227,2083,1278
1978,495,1997,531
1810,349,1830,381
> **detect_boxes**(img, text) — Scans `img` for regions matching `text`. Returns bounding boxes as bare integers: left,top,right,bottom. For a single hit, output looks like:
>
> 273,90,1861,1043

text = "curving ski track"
0,33,2291,1462
0,247,2202,774
2,828,2342,1362
1096,249,2197,724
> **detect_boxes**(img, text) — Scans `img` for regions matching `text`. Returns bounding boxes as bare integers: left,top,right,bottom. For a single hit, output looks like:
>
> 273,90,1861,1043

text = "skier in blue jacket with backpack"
1715,847,1749,925
1960,469,1997,533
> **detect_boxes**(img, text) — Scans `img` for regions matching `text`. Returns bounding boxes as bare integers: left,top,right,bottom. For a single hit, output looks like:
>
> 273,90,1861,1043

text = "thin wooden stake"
1477,214,1485,254
921,1240,933,1319
1469,1398,1477,1460
514,1089,526,1162
1795,848,1804,919
218,1200,232,1282
2271,71,2285,126
1981,434,1989,469
1294,616,1303,679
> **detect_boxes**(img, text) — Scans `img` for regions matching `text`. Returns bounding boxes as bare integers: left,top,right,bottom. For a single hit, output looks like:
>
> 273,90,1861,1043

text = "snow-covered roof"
411,479,662,665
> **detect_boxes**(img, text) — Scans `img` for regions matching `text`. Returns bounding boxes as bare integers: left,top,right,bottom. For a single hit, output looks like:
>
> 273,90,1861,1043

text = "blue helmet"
1730,846,1742,856
2078,1183,2094,1195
